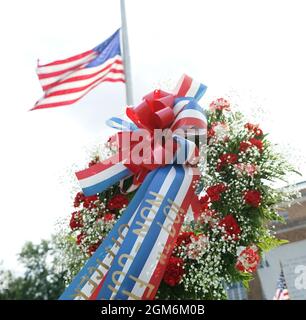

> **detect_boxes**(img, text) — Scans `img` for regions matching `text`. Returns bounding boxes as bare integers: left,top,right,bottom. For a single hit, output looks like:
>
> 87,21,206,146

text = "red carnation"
191,195,211,220
83,195,98,209
239,139,263,153
107,194,129,211
220,153,238,164
87,241,101,256
236,245,260,273
69,211,83,230
199,194,210,211
163,256,185,287
239,141,251,152
74,192,85,207
244,123,263,137
244,190,262,208
76,233,85,245
209,98,230,112
218,215,241,241
206,183,227,202
217,153,238,171
103,213,115,222
249,138,263,152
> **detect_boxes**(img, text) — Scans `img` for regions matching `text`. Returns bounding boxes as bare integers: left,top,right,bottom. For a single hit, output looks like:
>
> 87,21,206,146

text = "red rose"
206,183,227,202
244,190,262,208
69,211,83,230
76,233,85,245
236,245,260,273
176,231,195,247
163,256,185,287
218,215,241,241
73,192,85,207
107,194,129,211
83,195,98,209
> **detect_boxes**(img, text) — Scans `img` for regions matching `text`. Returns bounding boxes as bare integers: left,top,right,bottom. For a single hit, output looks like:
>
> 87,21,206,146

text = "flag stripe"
32,77,125,110
38,49,94,67
40,56,122,90
41,59,123,91
44,68,124,97
33,72,125,109
273,268,290,300
37,52,97,76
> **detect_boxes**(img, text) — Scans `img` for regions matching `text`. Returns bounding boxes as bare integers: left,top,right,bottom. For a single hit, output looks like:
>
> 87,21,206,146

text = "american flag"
273,266,290,300
32,29,124,110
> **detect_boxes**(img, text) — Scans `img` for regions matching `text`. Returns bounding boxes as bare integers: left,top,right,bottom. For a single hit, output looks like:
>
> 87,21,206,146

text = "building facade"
248,181,306,300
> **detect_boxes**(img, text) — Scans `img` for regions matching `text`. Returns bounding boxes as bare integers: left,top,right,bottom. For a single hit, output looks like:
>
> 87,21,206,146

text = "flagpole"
120,0,133,105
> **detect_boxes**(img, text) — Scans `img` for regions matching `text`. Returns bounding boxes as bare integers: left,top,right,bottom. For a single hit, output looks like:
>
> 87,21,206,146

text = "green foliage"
0,238,66,300
257,236,288,252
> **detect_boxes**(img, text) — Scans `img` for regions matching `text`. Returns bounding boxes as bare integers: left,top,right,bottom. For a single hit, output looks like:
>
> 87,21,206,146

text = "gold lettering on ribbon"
105,247,116,259
157,198,185,237
88,266,104,280
145,191,164,206
108,270,126,299
133,192,164,237
121,289,142,300
107,284,119,297
128,274,155,298
140,206,155,222
96,258,110,271
70,288,90,300
81,275,98,291
118,253,134,268
73,275,98,299
132,220,150,237
156,199,185,266
106,192,166,299
111,236,121,248
118,224,129,240
112,270,125,286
